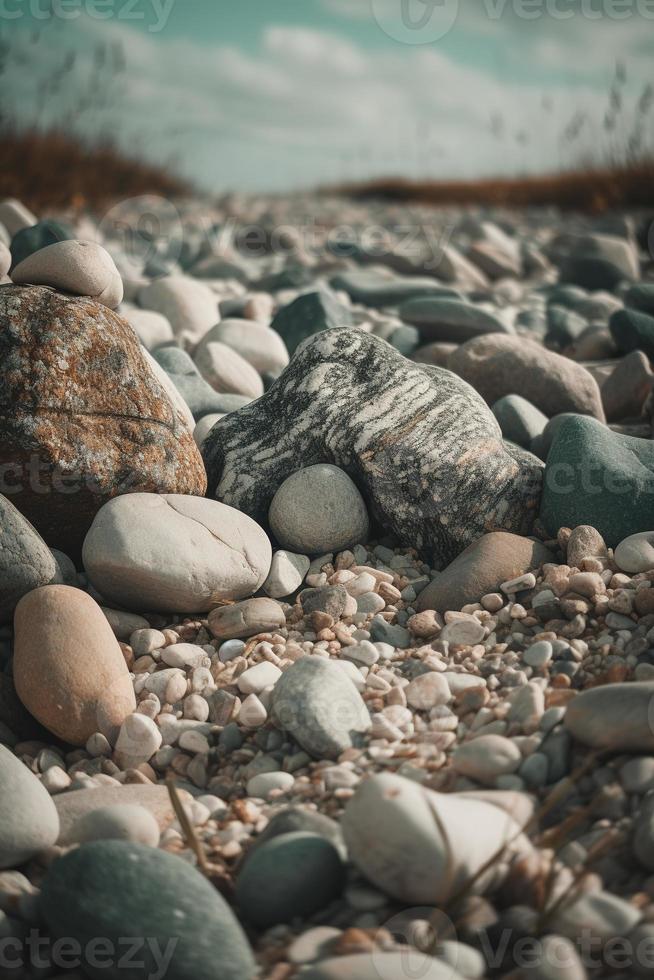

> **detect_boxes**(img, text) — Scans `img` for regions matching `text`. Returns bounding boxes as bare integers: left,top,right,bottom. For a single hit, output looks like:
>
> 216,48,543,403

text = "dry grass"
0,125,191,213
329,162,654,212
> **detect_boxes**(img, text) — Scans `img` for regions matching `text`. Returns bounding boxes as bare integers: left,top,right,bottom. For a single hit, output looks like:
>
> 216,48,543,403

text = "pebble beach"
0,193,654,980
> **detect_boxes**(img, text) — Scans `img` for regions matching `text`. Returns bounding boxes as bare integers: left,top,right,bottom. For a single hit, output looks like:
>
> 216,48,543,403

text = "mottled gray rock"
0,495,62,621
300,585,349,619
203,329,543,566
270,656,371,759
566,525,607,568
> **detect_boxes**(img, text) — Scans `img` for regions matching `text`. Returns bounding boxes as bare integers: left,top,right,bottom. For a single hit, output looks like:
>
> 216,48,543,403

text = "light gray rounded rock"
0,745,60,869
68,803,160,847
341,772,527,905
301,953,465,979
263,550,310,598
268,464,369,555
194,339,264,399
83,493,271,613
270,656,371,759
122,307,174,349
452,734,522,783
516,934,587,979
0,198,37,236
198,319,289,376
524,640,553,668
193,413,224,448
137,275,218,348
0,494,62,622
492,394,548,449
0,241,10,277
549,889,641,944
614,531,654,573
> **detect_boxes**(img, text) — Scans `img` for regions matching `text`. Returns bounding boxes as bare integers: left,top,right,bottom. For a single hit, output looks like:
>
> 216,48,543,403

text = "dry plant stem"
537,829,625,933
166,776,210,876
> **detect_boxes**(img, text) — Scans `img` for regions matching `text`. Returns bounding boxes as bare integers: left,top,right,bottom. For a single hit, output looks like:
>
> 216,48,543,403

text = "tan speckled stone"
12,240,123,308
13,585,136,746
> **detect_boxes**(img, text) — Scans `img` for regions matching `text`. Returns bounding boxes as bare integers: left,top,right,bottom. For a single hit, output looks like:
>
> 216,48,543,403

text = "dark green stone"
271,290,352,355
388,324,419,355
10,220,74,270
236,831,345,928
545,305,587,349
540,415,654,547
252,806,344,856
610,308,654,359
40,841,256,980
329,270,446,307
625,284,654,317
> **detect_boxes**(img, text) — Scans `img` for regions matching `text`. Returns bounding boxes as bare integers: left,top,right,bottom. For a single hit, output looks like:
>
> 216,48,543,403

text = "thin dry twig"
166,776,210,876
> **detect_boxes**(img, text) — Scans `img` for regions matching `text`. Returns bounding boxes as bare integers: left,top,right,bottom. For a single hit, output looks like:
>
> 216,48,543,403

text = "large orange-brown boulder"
0,285,206,555
13,585,136,746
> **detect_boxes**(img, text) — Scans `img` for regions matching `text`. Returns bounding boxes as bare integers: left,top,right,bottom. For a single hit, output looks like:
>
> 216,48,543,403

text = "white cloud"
4,10,652,192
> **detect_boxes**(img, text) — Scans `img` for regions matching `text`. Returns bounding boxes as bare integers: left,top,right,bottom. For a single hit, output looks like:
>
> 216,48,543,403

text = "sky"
2,0,653,192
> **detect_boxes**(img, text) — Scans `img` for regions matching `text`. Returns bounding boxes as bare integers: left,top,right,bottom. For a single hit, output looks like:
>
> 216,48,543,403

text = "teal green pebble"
610,308,654,359
236,831,346,928
540,415,654,547
625,284,654,317
40,841,256,980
